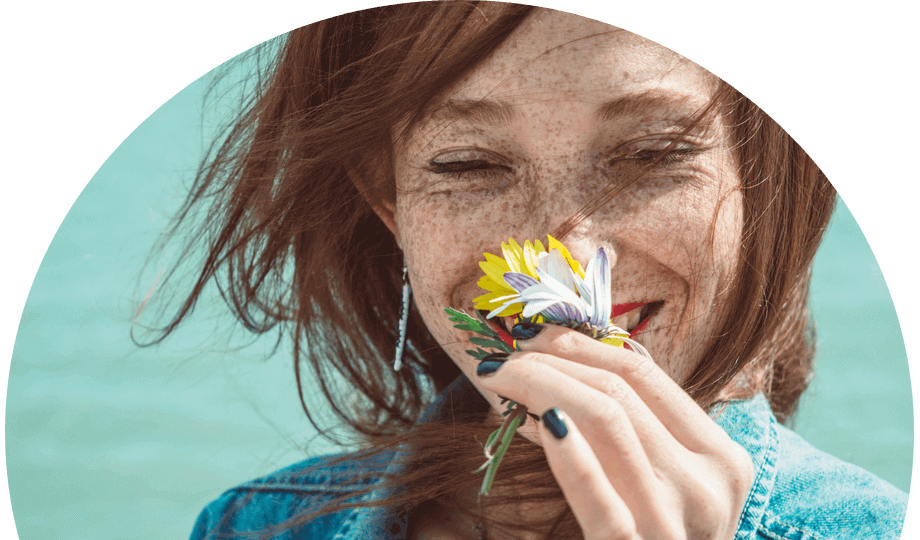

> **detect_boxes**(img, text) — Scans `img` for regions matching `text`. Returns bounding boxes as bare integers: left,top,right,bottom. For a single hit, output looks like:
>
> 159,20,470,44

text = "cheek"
394,192,492,350
607,186,719,280
710,188,744,282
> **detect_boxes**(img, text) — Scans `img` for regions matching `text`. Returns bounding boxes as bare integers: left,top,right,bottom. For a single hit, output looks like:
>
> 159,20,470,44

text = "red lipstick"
611,302,646,317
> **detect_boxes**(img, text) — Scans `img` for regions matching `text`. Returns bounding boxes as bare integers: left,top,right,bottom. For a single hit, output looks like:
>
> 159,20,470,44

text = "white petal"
600,248,611,322
503,271,540,292
534,269,585,313
522,299,564,318
490,293,522,304
542,302,578,322
590,248,611,326
546,249,577,293
577,256,597,321
579,256,596,300
487,304,513,318
532,269,578,300
514,282,560,299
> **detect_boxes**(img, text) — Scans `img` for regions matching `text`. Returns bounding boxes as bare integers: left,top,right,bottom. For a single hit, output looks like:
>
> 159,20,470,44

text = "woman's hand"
475,323,754,540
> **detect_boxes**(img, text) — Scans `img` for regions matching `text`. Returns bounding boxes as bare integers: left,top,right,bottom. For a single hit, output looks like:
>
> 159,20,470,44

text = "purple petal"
591,248,611,327
540,303,571,322
524,300,563,318
503,272,540,292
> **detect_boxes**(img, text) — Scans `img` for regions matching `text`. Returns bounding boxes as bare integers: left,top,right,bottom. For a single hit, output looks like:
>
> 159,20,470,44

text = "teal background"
6,67,913,539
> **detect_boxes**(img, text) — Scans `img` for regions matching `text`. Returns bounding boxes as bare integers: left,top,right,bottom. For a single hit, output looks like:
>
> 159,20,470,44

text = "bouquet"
444,236,652,495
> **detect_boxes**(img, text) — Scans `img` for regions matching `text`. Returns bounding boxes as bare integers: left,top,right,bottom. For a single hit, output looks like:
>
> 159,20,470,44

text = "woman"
152,3,907,539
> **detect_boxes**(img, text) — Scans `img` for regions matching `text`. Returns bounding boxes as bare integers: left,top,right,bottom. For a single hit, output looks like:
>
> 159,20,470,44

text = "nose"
551,221,620,272
513,171,621,271
506,210,620,275
552,233,617,270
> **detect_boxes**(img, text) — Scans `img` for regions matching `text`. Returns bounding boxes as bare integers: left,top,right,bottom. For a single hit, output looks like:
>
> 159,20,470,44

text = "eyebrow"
426,91,711,132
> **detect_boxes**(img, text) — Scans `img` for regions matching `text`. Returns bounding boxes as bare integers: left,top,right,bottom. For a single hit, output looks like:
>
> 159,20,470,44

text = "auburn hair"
137,2,836,538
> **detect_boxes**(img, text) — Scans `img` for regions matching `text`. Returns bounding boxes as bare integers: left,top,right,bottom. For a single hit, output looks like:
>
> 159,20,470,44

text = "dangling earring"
393,263,412,371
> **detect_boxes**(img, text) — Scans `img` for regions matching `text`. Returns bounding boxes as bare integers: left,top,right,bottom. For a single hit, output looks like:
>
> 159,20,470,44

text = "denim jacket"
190,375,908,539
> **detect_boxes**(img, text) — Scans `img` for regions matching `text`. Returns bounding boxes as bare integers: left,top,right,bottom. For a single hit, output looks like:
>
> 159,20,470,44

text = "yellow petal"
502,239,526,274
522,241,541,279
474,288,523,315
478,273,510,289
473,290,515,306
477,278,512,295
547,235,585,278
600,337,626,347
490,303,524,317
479,253,511,285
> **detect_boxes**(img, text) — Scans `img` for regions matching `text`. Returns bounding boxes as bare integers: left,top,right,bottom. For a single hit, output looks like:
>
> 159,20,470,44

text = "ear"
372,198,401,248
346,165,402,249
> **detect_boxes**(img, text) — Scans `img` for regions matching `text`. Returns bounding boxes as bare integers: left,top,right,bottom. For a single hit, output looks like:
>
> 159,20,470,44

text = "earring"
393,264,412,371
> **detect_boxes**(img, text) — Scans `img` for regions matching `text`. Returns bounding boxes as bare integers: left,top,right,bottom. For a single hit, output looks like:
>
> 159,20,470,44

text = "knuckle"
617,351,655,379
724,442,755,488
694,486,730,524
586,401,628,439
597,372,628,400
548,329,583,356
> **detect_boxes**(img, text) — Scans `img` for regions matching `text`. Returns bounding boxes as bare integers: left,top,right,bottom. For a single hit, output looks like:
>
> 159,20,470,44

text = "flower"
473,236,651,357
448,237,655,496
473,237,584,318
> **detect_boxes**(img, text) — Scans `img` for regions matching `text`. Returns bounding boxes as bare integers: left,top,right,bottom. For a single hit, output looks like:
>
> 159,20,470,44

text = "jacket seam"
760,510,830,540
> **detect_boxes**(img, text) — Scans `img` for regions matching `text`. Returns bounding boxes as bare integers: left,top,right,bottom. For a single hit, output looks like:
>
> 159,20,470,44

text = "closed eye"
609,140,704,169
619,146,700,165
426,159,497,174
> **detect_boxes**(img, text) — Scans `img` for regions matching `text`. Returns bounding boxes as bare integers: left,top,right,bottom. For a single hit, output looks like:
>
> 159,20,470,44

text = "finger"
540,408,637,540
476,357,666,511
514,350,687,465
513,323,732,452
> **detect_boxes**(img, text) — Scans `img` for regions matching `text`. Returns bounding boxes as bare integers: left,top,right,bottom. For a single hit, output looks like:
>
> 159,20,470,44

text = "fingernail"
511,322,544,341
541,408,568,439
476,359,506,377
481,352,509,363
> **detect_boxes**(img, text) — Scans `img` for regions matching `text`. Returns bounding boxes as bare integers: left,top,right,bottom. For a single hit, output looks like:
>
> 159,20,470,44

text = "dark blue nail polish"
482,352,509,363
477,360,505,377
511,322,544,341
542,408,568,439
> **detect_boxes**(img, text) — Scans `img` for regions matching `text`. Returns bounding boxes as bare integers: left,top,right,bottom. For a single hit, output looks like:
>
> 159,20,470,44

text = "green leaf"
447,307,513,354
469,336,514,353
445,307,477,324
474,310,502,339
453,323,481,332
446,307,494,335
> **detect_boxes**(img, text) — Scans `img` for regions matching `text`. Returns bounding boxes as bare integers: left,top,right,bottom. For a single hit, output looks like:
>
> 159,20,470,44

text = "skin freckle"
391,10,744,408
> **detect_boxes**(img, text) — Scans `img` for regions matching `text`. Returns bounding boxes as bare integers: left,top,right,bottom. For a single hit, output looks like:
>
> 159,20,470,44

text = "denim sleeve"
761,424,908,540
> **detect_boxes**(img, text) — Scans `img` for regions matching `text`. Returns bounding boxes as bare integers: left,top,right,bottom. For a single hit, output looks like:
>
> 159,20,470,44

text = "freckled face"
390,10,743,406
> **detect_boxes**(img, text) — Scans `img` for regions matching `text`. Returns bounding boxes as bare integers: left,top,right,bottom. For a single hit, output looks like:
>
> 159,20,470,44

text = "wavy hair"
137,3,835,538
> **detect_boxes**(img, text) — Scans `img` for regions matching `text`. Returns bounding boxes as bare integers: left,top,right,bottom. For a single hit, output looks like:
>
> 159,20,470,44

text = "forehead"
440,9,716,110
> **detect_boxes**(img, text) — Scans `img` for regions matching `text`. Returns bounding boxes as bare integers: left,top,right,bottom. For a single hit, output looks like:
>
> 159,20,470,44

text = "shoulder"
189,451,398,540
760,424,908,540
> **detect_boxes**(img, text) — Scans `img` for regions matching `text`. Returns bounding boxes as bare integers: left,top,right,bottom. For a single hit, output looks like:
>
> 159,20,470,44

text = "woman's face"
389,10,743,411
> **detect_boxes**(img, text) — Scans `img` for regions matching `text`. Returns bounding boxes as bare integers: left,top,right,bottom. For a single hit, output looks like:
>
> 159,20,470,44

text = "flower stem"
476,403,527,497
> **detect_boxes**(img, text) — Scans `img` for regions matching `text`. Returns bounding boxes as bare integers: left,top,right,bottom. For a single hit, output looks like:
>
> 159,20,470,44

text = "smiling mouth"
477,301,663,341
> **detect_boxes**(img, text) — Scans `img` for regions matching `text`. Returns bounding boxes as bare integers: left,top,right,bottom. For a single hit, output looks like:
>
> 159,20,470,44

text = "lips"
619,301,663,338
612,302,646,317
